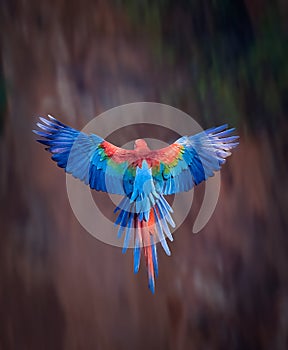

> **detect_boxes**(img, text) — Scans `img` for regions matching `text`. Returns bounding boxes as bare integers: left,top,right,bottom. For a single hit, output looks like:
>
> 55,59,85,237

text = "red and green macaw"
34,115,239,293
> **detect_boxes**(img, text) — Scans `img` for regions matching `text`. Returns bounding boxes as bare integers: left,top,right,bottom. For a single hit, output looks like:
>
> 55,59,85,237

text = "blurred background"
1,0,288,349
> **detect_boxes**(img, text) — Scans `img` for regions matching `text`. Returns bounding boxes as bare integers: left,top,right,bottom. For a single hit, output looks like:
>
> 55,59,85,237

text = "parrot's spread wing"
34,116,176,293
148,125,239,195
34,116,239,294
33,115,135,195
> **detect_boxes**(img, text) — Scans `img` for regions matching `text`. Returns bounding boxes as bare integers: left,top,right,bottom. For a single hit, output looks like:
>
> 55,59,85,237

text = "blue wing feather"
158,125,239,195
34,116,126,195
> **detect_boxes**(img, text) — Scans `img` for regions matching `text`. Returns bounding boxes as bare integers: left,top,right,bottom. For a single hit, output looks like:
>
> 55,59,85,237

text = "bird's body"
34,115,239,293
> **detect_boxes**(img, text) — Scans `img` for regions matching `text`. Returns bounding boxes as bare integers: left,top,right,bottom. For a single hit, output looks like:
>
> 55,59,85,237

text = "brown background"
1,1,288,349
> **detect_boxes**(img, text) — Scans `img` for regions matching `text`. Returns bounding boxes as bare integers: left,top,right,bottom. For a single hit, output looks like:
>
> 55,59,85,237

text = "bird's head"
134,139,149,150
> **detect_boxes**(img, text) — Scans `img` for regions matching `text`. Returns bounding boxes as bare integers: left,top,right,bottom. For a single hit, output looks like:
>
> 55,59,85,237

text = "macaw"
34,115,239,293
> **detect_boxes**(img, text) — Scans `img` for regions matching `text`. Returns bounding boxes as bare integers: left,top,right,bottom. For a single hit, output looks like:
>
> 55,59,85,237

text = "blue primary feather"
33,116,127,195
159,125,239,195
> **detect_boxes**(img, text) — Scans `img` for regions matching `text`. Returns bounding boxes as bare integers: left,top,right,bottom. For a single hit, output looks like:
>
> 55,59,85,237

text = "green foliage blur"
116,0,287,133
